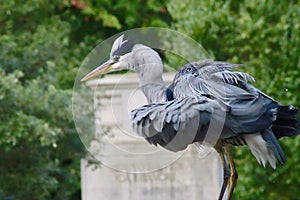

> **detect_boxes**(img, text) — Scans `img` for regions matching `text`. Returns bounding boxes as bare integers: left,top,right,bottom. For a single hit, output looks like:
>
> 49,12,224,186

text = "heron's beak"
81,60,115,82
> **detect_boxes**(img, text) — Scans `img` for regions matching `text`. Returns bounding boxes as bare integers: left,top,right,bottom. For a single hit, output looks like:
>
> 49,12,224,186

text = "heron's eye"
186,68,192,72
113,56,120,62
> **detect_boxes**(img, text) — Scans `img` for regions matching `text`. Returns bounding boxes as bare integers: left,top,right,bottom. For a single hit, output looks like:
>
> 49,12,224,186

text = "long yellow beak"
81,60,114,82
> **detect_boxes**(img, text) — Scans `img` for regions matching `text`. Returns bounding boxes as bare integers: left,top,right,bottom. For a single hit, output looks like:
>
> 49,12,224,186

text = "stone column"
81,73,224,200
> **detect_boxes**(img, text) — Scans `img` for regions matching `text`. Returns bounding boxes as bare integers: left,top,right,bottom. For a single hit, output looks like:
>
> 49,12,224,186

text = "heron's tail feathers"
244,132,282,169
261,128,286,167
272,105,300,139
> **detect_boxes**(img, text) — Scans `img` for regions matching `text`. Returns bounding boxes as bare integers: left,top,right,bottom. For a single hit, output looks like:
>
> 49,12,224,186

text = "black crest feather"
111,35,136,56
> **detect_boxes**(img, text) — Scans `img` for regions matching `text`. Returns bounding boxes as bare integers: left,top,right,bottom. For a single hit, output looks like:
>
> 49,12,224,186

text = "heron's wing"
131,97,226,152
131,94,277,152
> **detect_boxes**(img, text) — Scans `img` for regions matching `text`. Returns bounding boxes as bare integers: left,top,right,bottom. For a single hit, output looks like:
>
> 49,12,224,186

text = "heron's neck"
130,44,167,103
139,74,166,103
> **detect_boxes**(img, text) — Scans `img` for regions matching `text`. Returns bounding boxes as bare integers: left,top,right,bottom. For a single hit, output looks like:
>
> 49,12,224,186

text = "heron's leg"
224,145,238,200
217,149,230,200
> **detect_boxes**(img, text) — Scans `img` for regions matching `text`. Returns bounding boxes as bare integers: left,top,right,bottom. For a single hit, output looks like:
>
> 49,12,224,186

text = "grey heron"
81,35,300,200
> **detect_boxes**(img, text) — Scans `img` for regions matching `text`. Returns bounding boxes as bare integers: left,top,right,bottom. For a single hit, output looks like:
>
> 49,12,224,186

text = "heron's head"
81,35,135,81
177,64,199,79
172,64,199,87
81,35,163,82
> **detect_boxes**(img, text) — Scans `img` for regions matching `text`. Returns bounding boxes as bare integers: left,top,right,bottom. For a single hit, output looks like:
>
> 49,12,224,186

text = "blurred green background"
0,0,299,199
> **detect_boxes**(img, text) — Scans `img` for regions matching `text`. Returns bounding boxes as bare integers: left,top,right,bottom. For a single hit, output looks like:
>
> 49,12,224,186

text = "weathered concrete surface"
81,147,222,200
81,73,224,200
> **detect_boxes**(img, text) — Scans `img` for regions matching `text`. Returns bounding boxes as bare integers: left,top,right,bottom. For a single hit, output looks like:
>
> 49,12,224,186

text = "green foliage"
1,1,83,199
167,0,300,199
0,0,171,199
77,0,171,29
1,0,299,199
0,62,82,199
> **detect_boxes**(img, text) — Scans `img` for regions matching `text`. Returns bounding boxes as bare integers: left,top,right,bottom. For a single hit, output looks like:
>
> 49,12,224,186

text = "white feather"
243,133,277,169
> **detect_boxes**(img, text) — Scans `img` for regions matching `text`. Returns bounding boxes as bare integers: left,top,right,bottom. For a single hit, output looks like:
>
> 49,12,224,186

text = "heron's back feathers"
190,59,255,84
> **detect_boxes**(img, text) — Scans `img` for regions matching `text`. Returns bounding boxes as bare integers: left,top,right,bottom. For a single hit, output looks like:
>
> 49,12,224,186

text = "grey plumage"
81,35,300,200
